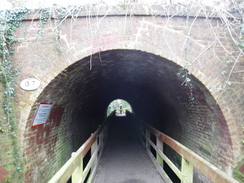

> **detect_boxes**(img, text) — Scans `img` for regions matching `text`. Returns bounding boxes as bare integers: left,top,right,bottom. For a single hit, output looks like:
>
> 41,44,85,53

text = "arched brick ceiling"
38,49,220,132
31,49,232,173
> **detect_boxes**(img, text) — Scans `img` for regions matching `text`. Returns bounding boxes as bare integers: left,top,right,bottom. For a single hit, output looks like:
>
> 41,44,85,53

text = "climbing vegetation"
0,8,30,182
0,0,243,181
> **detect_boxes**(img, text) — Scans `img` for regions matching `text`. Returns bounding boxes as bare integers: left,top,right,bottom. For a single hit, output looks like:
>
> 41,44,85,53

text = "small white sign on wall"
20,78,40,91
32,102,53,127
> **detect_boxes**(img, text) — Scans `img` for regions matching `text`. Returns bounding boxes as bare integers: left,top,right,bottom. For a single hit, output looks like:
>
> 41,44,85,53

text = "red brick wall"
0,5,243,182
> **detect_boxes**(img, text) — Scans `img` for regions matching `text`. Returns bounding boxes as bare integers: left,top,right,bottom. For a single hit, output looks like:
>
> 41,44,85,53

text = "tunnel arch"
23,49,235,182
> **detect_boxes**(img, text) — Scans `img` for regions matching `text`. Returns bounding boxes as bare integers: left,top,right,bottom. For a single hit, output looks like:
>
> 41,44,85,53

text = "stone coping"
19,3,242,21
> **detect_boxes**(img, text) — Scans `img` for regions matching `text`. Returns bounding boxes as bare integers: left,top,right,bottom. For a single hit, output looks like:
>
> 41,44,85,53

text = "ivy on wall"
0,8,30,182
0,1,243,182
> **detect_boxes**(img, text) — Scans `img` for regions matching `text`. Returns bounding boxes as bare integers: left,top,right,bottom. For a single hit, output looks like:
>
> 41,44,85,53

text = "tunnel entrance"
107,99,132,117
24,49,233,182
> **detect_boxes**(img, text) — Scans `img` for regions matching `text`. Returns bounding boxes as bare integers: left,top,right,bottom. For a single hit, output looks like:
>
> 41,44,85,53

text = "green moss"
233,159,244,182
117,4,128,8
199,146,211,158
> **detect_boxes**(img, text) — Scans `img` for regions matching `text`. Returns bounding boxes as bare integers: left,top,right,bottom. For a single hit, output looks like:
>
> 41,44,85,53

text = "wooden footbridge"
48,112,238,183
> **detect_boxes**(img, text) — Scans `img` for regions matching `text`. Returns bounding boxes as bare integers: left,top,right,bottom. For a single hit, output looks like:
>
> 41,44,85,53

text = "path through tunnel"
93,113,166,183
25,49,233,182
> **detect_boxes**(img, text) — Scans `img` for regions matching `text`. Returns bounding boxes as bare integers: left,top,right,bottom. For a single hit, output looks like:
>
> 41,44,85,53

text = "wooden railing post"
102,125,107,148
131,113,239,183
145,129,150,149
181,157,193,183
156,137,164,166
48,119,109,183
91,137,98,170
99,133,103,155
72,153,83,183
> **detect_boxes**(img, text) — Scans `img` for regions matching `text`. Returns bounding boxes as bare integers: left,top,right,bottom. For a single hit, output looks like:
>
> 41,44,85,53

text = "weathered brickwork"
0,5,243,183
0,83,23,182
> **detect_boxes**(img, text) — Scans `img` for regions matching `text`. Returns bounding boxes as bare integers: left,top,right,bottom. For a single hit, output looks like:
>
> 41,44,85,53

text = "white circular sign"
20,78,41,91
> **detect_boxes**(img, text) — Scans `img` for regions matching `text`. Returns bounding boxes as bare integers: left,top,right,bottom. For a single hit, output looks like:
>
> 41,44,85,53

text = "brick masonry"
0,4,243,183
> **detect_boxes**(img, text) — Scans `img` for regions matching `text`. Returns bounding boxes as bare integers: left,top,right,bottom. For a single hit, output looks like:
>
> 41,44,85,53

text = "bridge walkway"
48,113,238,183
93,116,164,183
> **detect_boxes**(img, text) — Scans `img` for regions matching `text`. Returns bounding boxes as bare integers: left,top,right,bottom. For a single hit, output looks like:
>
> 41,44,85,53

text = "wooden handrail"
136,118,239,183
49,112,238,183
48,120,108,183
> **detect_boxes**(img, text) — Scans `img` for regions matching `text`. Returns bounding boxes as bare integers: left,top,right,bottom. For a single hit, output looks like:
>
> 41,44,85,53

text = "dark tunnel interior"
64,49,189,145
33,49,230,176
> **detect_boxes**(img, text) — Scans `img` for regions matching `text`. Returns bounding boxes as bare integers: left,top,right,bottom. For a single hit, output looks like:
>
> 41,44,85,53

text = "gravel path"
93,116,164,183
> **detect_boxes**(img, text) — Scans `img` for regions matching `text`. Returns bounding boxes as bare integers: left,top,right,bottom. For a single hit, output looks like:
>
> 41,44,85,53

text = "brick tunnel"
24,49,233,182
0,3,243,183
